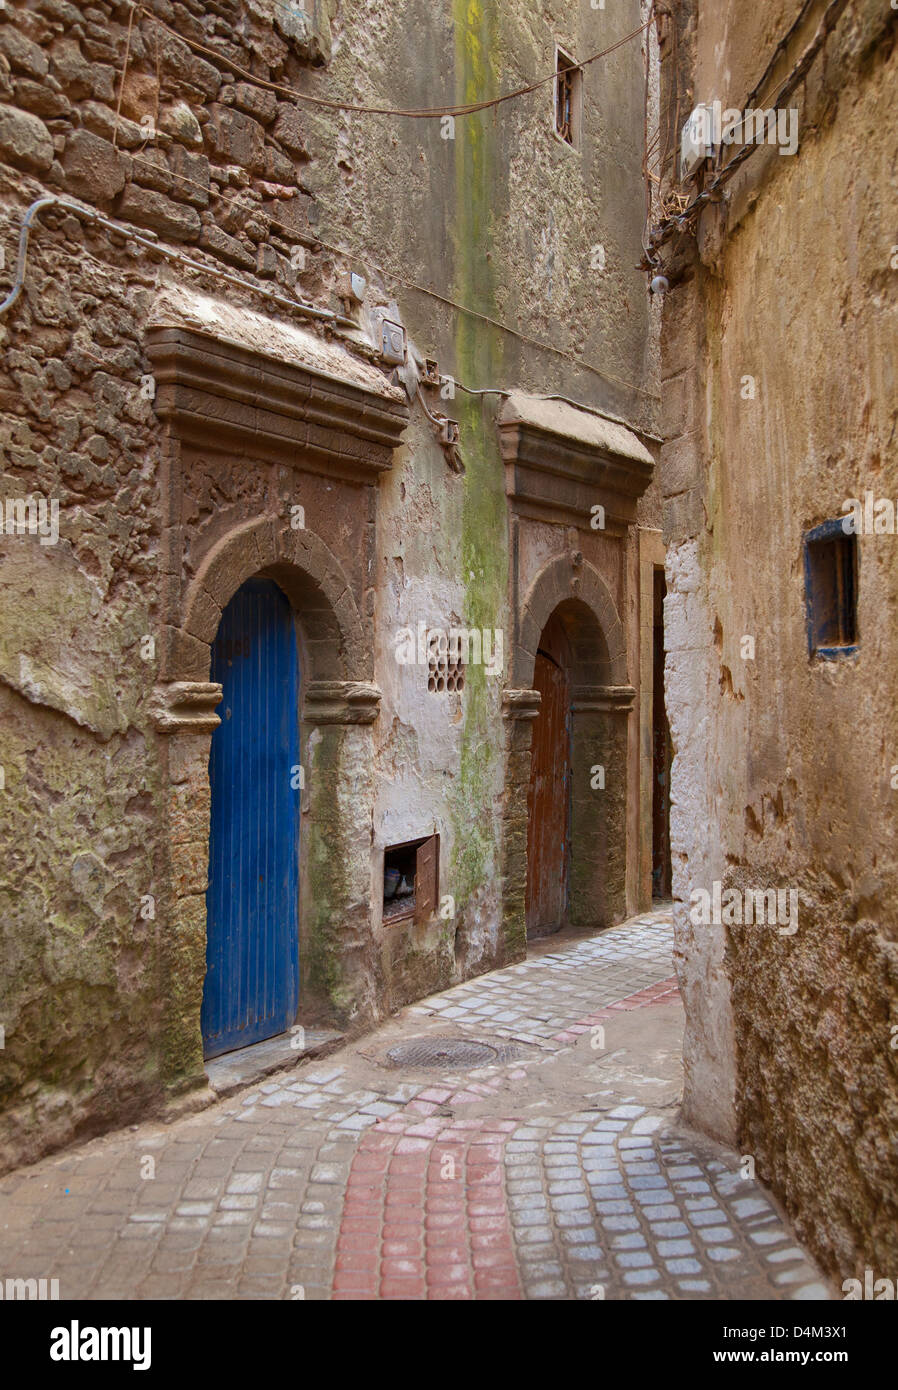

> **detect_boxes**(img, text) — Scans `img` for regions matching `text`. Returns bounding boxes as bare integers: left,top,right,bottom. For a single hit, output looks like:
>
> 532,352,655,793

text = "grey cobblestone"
0,907,831,1302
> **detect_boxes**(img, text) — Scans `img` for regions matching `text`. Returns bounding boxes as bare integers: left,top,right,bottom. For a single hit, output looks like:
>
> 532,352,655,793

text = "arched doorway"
518,578,632,943
201,576,300,1058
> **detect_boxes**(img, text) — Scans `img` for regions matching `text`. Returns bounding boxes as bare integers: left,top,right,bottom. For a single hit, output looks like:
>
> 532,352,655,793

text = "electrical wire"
0,180,659,403
92,7,660,402
0,193,350,325
314,235,660,400
136,5,651,120
647,0,851,258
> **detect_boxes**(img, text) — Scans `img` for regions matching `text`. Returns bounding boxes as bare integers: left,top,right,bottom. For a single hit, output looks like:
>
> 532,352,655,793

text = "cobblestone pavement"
0,907,832,1300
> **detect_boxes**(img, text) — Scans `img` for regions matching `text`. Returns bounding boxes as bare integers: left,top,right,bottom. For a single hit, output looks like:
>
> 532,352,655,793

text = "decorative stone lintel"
571,684,637,714
498,392,655,523
152,681,223,734
502,688,542,720
303,680,381,724
146,326,408,481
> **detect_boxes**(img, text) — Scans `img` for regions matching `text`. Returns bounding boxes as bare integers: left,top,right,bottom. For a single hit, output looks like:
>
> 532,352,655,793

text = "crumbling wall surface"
661,0,898,1276
656,0,740,1148
0,223,166,1170
0,0,658,1169
0,0,339,1170
328,0,660,992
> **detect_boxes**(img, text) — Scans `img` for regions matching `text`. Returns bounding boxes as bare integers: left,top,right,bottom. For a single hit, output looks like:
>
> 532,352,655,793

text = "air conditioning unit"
681,103,715,180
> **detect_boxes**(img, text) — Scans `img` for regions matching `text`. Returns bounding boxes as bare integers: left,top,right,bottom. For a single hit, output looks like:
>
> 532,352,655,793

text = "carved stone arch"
514,554,628,690
179,516,368,684
155,514,381,1091
501,554,634,956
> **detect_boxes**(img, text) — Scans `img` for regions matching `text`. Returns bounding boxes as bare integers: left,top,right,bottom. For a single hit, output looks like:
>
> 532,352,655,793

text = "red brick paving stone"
427,1243,469,1264
334,1271,378,1293
382,1223,421,1240
554,975,681,1038
470,1231,514,1252
471,1249,517,1269
425,1210,466,1231
341,1218,382,1236
336,1251,378,1272
406,1120,444,1137
395,1137,431,1154
469,1214,506,1233
334,1115,523,1300
337,1231,380,1252
382,1258,426,1278
389,1154,428,1172
475,1269,521,1291
427,1262,469,1284
383,1237,420,1257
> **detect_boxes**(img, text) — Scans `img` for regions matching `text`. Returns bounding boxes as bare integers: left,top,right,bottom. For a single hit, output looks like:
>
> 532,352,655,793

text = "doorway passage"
202,576,301,1059
652,569,672,898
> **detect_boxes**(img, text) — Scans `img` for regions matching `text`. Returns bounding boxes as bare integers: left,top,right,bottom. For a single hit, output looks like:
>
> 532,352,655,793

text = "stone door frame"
142,318,407,1102
502,555,635,958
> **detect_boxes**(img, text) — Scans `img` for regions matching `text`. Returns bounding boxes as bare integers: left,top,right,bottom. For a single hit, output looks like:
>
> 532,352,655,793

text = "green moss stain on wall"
450,0,508,910
305,727,352,1015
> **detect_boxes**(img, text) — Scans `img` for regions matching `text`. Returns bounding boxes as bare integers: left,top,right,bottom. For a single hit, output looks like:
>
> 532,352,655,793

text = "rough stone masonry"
0,0,664,1186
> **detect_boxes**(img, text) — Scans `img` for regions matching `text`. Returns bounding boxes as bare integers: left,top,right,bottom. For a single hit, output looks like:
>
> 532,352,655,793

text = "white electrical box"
680,103,715,180
380,318,406,365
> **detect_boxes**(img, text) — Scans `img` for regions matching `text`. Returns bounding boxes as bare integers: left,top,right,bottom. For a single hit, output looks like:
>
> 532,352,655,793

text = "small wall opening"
804,521,858,658
652,568,672,898
554,45,582,147
383,834,439,926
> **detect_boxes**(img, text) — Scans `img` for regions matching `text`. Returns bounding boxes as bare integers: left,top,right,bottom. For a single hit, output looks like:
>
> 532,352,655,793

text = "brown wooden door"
526,651,570,936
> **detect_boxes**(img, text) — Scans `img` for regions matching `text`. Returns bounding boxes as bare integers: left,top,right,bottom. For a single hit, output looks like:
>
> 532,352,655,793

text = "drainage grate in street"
384,1036,527,1069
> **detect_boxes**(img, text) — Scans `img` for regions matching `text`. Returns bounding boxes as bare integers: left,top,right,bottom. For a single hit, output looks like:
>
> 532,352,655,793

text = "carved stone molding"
146,327,409,481
151,681,223,734
571,684,637,715
498,392,655,525
502,688,542,720
303,680,382,725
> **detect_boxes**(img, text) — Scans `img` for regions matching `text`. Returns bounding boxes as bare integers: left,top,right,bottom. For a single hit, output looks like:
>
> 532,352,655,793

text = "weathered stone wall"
658,0,898,1278
0,0,659,1171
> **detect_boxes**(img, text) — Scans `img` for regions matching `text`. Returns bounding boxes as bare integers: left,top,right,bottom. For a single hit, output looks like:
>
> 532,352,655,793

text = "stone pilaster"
500,688,541,963
151,681,223,1097
300,682,382,1026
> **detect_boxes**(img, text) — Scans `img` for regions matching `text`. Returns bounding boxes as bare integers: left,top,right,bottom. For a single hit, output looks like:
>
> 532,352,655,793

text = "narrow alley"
0,909,829,1302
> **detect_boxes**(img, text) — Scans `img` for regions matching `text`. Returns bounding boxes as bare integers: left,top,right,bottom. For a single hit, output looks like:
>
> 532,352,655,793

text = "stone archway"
501,555,635,959
153,518,381,1095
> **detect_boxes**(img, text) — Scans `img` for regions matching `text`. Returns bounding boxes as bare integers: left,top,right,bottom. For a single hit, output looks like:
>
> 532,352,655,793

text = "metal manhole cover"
384,1036,530,1069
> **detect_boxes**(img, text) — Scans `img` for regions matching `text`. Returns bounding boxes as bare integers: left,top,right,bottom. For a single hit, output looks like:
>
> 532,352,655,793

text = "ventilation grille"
427,635,465,693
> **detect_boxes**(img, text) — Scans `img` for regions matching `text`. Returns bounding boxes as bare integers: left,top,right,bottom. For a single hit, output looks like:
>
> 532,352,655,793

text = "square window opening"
383,834,439,926
555,46,582,148
804,522,858,657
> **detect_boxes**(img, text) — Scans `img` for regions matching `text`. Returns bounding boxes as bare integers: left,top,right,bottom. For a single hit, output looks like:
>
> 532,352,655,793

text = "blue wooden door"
202,577,300,1058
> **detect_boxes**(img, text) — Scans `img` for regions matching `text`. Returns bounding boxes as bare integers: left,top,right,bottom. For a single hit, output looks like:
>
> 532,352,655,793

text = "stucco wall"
659,0,898,1277
0,0,659,1171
